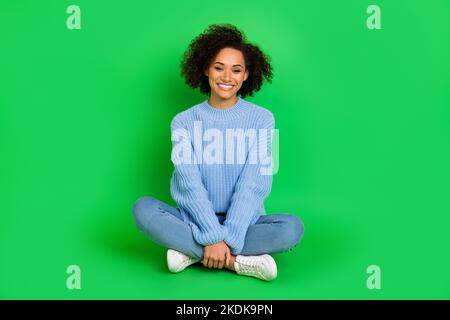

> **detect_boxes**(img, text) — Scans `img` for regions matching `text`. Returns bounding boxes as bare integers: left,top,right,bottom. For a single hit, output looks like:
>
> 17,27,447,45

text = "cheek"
209,69,220,79
211,76,221,85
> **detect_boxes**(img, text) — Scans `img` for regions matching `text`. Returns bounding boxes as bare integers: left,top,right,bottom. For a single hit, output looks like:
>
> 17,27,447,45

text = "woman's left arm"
223,112,275,255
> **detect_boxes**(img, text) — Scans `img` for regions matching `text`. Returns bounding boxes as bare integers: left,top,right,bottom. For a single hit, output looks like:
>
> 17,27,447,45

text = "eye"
213,66,242,73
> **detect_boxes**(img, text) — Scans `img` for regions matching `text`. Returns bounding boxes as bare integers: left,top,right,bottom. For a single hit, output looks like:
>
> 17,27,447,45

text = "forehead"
213,47,245,65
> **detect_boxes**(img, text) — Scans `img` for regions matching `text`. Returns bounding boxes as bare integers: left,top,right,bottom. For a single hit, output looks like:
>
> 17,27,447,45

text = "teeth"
219,84,233,89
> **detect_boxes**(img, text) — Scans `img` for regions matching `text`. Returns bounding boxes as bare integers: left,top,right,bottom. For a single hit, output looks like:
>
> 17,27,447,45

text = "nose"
222,69,232,82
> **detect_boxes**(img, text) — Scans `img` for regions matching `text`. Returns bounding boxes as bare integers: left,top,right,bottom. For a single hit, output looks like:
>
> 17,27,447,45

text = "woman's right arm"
170,115,227,247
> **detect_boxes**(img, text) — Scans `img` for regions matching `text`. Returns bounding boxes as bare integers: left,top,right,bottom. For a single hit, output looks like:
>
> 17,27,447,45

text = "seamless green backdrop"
1,0,449,299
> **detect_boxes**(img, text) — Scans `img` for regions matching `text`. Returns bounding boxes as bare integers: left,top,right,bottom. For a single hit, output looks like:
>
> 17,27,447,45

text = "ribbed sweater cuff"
191,223,227,247
223,201,259,254
224,231,244,255
223,214,254,255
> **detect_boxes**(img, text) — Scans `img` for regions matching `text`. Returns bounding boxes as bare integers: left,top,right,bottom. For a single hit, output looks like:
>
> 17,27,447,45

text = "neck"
208,94,239,109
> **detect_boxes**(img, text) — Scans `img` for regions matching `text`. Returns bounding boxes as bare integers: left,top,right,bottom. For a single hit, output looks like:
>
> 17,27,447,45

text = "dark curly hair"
180,24,273,98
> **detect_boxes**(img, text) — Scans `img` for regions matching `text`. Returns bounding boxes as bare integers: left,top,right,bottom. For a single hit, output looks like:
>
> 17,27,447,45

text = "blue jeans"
132,196,305,260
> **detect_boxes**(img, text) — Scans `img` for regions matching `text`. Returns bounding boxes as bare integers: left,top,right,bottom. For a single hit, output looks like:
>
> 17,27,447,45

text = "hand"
202,241,231,269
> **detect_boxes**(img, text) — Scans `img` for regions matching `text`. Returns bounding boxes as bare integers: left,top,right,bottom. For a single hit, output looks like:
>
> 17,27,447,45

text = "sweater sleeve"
170,115,227,246
223,112,275,255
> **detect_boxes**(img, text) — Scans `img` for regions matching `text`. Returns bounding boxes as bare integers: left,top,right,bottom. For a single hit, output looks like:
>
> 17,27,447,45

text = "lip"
217,83,235,91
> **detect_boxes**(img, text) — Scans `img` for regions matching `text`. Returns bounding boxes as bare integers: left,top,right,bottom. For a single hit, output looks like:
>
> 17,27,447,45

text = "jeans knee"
293,215,305,244
132,196,159,226
283,214,305,250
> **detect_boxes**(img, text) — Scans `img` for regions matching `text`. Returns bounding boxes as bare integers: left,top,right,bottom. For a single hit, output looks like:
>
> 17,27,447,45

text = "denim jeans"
132,196,305,260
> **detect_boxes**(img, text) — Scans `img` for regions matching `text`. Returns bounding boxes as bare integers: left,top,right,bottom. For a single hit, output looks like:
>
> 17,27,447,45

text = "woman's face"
204,47,249,101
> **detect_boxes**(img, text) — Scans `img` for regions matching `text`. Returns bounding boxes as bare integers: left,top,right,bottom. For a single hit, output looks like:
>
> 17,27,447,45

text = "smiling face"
204,47,249,108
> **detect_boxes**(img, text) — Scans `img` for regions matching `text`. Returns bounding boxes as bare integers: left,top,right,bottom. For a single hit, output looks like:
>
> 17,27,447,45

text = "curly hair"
180,24,273,98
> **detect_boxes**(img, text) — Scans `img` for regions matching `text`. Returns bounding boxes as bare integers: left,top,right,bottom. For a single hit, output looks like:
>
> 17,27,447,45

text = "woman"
133,24,304,281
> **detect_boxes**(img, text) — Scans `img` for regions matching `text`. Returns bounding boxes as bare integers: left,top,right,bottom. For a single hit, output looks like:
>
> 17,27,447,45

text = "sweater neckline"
199,96,246,120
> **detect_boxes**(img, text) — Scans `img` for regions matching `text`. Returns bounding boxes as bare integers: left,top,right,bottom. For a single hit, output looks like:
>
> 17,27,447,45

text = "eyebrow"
214,62,244,68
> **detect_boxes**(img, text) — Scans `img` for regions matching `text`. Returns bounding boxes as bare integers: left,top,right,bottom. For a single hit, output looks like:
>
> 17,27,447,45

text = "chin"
215,91,235,100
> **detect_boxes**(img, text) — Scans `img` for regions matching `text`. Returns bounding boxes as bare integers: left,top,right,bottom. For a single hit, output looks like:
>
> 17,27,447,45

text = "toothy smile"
218,83,234,91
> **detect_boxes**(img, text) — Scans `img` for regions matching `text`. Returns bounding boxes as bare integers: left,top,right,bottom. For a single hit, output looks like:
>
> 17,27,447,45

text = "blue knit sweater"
170,96,274,255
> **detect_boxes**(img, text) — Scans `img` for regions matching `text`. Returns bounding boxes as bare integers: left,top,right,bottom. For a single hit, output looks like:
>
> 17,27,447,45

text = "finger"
226,251,231,268
202,258,208,267
208,258,214,269
218,258,225,269
213,259,219,269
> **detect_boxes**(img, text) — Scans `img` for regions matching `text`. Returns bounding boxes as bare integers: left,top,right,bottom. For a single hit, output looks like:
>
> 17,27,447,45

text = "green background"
1,0,449,299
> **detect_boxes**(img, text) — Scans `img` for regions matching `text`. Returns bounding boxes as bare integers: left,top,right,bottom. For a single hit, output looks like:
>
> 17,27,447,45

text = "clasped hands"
201,241,231,269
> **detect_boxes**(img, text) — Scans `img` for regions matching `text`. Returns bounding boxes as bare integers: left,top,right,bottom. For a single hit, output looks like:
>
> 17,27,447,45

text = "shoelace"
237,258,261,274
181,254,198,265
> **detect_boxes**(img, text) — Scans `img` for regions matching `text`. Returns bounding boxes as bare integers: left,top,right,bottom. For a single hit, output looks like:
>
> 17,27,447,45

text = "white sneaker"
234,254,277,281
167,249,201,273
